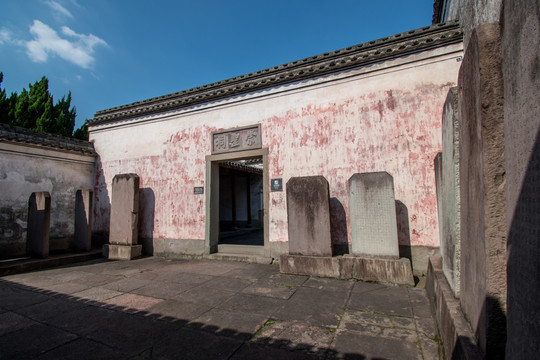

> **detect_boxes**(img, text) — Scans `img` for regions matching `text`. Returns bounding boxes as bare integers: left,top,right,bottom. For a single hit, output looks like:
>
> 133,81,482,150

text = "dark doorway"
218,157,264,246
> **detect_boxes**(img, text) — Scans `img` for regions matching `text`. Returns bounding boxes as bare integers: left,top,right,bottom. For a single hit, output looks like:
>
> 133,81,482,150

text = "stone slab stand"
104,174,142,260
74,189,93,252
280,254,414,286
286,176,332,257
349,172,399,258
27,192,51,258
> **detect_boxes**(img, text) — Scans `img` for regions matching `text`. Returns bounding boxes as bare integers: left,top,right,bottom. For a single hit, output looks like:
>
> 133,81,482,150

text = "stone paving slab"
217,292,287,316
36,338,125,360
0,257,443,359
147,298,212,322
0,311,37,336
273,286,348,327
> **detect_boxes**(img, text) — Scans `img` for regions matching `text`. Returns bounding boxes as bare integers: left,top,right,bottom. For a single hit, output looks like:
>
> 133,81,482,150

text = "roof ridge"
0,123,96,155
91,20,461,125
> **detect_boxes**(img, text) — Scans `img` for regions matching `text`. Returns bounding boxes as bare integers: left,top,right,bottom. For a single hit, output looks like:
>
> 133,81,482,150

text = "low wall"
0,124,96,258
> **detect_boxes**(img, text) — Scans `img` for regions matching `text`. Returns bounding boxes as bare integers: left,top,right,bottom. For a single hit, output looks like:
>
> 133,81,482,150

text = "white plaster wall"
0,143,95,257
90,44,463,251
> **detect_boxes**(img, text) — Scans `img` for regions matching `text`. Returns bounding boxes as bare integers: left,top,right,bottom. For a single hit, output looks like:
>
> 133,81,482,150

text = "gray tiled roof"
0,123,96,155
90,20,462,125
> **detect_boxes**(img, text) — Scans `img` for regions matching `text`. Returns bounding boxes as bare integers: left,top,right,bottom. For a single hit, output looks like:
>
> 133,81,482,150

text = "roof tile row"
90,20,462,125
0,123,96,155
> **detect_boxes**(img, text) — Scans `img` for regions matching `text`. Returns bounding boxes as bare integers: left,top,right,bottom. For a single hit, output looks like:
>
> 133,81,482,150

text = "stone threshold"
205,252,274,265
280,254,415,286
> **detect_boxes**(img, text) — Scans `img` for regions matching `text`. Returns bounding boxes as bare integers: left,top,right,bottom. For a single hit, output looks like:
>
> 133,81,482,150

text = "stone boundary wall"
0,125,96,258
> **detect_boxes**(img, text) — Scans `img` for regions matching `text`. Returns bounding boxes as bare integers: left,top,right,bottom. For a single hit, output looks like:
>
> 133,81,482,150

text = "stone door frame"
204,148,269,256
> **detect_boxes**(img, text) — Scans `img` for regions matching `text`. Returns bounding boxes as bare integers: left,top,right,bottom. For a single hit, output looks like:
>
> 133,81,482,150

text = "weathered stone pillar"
27,192,51,258
440,87,461,297
458,23,506,358
286,176,332,256
349,172,399,258
75,189,93,252
104,174,142,260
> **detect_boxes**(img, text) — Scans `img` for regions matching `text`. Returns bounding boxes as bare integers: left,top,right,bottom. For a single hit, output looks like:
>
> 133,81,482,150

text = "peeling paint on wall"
91,49,462,250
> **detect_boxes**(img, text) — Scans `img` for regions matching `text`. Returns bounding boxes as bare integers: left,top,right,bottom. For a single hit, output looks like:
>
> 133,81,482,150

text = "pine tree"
54,93,76,137
29,77,53,132
73,121,89,140
0,72,8,123
14,88,31,128
1,72,82,138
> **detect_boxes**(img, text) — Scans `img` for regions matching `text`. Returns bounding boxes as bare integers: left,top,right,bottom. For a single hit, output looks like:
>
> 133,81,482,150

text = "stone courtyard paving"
0,257,442,359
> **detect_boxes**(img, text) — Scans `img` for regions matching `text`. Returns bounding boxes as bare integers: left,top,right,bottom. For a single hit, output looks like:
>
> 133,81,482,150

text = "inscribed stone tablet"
109,174,139,245
349,172,399,258
286,176,332,256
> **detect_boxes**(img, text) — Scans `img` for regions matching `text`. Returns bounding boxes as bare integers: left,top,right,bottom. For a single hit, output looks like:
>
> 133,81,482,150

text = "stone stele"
104,174,142,260
27,191,51,259
286,176,332,257
349,172,399,258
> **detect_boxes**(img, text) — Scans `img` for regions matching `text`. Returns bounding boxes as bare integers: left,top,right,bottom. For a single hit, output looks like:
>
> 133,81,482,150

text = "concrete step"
205,252,274,265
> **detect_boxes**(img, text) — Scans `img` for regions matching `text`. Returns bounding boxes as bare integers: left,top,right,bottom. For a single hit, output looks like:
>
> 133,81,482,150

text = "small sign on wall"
194,187,204,194
271,178,283,192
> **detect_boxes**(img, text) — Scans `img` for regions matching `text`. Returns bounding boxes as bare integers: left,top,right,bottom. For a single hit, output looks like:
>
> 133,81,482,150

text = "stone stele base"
280,254,414,286
426,256,482,359
103,244,142,260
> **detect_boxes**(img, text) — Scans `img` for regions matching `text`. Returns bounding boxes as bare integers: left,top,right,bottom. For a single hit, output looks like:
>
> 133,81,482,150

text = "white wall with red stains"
90,44,463,254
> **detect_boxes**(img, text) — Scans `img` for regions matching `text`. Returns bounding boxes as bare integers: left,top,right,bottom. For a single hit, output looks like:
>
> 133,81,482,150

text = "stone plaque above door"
211,124,261,154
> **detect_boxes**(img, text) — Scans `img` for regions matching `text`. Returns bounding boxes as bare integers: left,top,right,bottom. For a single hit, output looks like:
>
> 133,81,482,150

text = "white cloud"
0,28,12,45
25,20,108,69
44,0,74,20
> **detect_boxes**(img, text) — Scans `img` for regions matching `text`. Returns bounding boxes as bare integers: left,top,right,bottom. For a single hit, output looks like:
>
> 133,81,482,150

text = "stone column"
349,172,399,258
458,23,506,357
74,189,93,252
286,176,332,256
104,174,142,260
27,192,51,258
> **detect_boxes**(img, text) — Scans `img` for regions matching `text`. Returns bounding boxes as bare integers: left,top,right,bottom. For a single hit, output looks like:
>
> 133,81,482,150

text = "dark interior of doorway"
218,157,264,246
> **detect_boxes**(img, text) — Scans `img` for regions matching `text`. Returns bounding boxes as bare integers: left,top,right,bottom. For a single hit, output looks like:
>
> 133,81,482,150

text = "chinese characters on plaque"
211,125,262,154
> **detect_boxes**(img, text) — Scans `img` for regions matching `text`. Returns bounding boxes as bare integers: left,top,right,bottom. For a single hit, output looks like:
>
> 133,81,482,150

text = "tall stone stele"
349,172,399,258
286,176,332,257
27,192,51,258
104,174,142,260
74,189,93,252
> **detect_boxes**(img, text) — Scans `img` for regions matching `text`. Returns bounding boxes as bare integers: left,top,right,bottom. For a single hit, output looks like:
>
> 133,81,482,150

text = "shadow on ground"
0,257,441,359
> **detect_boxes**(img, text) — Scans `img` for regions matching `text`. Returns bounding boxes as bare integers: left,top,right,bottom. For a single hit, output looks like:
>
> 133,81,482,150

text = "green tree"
0,72,8,123
0,72,84,138
73,121,89,140
53,92,77,137
29,76,53,131
14,88,31,128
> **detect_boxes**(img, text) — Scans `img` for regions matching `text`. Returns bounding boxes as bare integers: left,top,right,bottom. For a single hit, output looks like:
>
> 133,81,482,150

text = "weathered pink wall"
263,84,452,247
91,47,462,251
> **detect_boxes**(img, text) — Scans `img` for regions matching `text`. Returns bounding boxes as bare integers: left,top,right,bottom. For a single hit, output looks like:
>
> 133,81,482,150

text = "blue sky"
0,0,434,130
